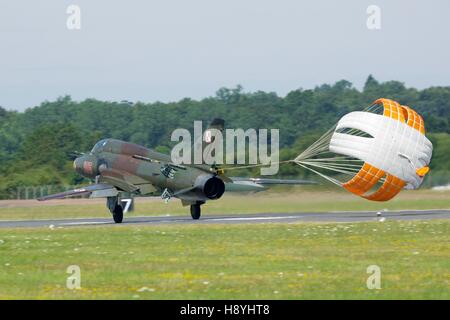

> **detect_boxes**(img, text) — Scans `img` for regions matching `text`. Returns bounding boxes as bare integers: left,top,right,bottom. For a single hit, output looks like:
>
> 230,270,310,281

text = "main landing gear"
107,196,123,223
107,195,204,222
190,201,204,220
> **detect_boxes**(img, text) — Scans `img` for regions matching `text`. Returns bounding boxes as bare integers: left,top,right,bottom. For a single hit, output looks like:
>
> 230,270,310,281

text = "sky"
0,0,449,111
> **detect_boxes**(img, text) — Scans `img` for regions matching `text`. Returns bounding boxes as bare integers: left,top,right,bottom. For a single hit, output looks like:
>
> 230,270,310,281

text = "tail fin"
192,118,225,166
204,118,225,145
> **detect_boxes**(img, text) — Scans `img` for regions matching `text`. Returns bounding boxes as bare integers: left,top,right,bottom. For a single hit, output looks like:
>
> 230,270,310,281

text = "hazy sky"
0,0,449,111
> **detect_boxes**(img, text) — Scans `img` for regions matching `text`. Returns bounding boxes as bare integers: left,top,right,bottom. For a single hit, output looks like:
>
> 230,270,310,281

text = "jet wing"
98,167,158,195
37,183,117,201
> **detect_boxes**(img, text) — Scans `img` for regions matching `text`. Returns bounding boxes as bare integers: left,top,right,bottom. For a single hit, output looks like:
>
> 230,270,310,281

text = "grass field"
0,219,448,299
0,188,448,299
0,188,450,221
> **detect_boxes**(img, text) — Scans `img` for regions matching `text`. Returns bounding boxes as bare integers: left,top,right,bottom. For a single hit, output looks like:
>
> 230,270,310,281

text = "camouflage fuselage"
73,139,225,203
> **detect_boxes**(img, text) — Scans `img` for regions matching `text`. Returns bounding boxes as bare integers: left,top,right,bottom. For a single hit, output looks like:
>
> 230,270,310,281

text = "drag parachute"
294,98,433,201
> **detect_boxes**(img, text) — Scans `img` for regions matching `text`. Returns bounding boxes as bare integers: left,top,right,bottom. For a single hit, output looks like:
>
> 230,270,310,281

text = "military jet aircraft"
38,120,314,223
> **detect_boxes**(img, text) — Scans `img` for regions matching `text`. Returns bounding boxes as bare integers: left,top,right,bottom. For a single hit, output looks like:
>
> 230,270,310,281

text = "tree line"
0,75,449,198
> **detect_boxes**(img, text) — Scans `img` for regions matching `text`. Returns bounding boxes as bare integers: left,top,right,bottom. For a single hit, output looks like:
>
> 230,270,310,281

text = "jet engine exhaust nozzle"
195,175,225,200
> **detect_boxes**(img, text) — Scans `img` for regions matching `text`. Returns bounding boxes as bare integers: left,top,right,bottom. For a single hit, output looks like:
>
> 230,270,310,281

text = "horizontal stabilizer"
225,177,317,192
231,177,317,185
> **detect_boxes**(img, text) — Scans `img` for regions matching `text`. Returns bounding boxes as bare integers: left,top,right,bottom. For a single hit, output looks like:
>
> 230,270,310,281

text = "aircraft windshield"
91,139,108,153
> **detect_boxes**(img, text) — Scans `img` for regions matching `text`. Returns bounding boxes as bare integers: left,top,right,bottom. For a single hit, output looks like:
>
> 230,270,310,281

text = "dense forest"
0,75,449,199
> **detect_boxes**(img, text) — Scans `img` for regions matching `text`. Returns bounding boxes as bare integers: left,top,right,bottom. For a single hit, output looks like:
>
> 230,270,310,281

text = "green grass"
1,188,450,221
0,220,448,299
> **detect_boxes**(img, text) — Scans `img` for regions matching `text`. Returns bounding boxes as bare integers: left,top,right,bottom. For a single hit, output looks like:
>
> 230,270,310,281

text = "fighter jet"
38,120,314,223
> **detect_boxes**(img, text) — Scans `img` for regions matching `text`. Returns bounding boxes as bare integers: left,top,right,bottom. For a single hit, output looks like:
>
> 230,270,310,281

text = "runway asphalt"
0,209,449,228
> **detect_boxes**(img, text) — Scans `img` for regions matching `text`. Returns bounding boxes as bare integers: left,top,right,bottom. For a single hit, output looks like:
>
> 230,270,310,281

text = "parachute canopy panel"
294,98,433,202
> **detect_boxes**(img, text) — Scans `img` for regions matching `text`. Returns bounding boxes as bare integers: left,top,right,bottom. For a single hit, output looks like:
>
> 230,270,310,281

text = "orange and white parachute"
294,98,433,201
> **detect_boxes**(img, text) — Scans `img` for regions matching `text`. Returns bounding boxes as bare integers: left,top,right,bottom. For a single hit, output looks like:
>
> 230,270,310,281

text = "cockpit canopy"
91,139,109,154
89,138,166,162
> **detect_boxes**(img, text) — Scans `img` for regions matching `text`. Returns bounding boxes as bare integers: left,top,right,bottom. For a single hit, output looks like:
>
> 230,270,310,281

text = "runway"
0,209,449,228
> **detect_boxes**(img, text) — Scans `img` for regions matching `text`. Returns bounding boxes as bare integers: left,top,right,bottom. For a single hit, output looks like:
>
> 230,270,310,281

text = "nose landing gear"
107,196,123,223
112,204,123,223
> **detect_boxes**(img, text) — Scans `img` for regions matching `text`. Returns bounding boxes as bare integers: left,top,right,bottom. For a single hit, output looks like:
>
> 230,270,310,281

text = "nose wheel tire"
112,205,123,223
190,204,201,220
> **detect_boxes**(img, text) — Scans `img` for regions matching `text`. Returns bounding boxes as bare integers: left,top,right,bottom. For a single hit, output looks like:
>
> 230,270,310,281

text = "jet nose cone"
73,157,84,173
73,155,98,178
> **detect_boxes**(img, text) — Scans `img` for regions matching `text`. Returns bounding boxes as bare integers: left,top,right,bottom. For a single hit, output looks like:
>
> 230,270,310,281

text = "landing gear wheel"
112,205,123,223
190,204,201,220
